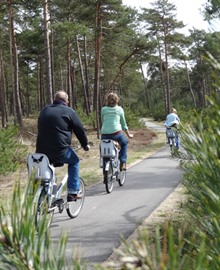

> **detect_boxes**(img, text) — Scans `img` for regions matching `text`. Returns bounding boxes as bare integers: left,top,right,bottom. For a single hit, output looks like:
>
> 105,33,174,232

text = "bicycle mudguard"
104,160,111,171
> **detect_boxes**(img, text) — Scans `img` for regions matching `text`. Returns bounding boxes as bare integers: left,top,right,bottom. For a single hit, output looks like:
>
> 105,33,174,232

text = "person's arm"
176,115,180,124
125,129,133,138
119,107,133,138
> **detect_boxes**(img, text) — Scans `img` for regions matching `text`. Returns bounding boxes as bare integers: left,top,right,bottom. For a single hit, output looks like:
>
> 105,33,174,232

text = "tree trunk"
163,24,171,115
184,59,196,108
140,63,150,110
76,36,90,115
83,36,91,113
43,0,53,104
0,48,8,128
157,38,167,114
8,0,23,127
94,1,102,138
66,35,72,104
71,64,77,109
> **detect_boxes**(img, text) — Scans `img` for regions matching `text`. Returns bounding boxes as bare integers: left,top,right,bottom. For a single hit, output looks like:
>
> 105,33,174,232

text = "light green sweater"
101,105,128,134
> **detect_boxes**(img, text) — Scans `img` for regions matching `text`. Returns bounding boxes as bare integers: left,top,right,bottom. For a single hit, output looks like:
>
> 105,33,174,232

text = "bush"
0,179,84,270
180,96,220,269
124,107,145,128
0,126,27,175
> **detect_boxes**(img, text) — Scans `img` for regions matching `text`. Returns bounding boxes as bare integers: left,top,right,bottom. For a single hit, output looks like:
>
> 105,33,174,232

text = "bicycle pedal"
58,203,64,213
51,198,64,207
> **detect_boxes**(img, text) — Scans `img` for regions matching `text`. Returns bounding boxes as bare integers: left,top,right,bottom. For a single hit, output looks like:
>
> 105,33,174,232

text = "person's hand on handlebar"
125,130,133,139
83,144,90,151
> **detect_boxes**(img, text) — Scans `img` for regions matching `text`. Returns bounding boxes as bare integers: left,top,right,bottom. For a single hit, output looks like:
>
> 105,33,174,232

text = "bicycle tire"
118,169,126,186
66,178,85,218
104,159,114,193
169,137,176,155
35,186,54,230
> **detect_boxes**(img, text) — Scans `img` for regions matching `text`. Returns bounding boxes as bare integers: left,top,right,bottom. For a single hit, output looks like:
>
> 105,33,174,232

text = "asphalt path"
50,121,182,267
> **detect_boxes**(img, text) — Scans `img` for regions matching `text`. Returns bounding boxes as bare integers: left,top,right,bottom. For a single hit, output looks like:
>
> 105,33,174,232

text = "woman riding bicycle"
164,108,180,148
100,92,133,171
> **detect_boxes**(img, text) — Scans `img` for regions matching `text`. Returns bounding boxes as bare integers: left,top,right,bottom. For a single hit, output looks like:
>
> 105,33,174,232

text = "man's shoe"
120,163,126,171
67,193,82,202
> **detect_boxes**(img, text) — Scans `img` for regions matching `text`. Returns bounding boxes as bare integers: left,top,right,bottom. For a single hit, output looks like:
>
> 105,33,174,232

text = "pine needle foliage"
180,95,220,270
0,179,85,270
0,126,27,175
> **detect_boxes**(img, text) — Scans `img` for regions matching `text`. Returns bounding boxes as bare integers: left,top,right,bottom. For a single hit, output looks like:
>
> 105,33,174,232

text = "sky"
122,0,216,32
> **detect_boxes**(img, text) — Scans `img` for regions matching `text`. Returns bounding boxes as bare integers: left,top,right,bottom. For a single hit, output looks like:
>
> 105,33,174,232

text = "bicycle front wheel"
35,186,54,230
104,160,114,193
66,178,85,218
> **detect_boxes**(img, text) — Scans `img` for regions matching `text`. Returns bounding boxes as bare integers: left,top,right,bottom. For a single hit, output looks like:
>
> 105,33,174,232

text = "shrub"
0,126,27,175
0,179,84,270
180,96,220,269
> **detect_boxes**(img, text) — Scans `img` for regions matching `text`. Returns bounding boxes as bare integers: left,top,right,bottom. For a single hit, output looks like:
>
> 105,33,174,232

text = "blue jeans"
60,147,80,194
175,133,179,148
101,132,128,163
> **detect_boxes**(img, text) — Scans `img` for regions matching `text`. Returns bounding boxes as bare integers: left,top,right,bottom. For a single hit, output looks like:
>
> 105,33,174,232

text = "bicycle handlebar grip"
83,145,90,151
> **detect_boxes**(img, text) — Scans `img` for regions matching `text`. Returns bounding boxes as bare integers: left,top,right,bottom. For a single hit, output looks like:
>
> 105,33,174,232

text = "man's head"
54,91,69,104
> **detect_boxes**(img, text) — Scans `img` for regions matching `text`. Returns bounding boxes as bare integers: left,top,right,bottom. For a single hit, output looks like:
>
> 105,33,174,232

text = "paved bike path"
50,145,181,267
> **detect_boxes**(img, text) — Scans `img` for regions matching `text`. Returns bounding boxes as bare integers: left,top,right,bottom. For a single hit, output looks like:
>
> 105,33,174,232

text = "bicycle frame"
27,152,85,228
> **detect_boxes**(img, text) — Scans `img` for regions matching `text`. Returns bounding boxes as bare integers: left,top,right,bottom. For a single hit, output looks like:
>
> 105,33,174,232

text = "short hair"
54,91,68,103
105,92,119,107
171,108,177,114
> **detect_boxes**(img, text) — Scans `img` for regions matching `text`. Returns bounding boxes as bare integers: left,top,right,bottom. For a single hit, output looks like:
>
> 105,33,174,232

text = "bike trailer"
100,139,119,158
27,153,54,181
166,128,176,138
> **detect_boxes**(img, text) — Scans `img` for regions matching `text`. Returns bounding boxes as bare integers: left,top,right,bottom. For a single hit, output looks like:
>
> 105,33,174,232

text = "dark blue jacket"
36,101,88,163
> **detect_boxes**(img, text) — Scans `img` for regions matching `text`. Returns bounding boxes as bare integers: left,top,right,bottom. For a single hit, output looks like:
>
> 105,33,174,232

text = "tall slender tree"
8,0,23,127
43,0,53,104
140,0,185,114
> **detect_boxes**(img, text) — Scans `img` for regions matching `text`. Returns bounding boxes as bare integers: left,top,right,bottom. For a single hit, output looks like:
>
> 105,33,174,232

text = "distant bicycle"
166,127,179,155
99,139,126,193
27,149,85,229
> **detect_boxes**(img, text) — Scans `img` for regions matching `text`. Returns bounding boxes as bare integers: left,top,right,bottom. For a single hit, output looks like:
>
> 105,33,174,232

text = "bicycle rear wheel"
169,137,176,155
35,186,54,230
66,178,85,218
104,160,114,193
118,169,126,186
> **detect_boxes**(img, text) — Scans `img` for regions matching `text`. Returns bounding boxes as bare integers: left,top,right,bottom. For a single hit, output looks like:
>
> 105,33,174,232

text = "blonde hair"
105,92,119,107
171,108,177,114
54,91,69,103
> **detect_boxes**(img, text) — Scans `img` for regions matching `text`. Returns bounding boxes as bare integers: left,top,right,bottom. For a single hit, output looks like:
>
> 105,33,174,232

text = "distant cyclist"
36,90,90,201
100,92,133,171
164,108,180,148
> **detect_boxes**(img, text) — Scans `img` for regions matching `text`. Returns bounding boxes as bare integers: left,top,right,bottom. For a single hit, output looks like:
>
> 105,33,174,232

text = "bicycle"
27,149,85,229
99,139,126,193
166,127,179,155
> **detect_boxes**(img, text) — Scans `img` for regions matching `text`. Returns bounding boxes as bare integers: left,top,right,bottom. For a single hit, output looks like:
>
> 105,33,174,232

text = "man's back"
36,102,88,162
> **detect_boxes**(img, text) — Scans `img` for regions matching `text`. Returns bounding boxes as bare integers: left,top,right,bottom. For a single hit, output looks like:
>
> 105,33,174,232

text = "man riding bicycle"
36,91,90,202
